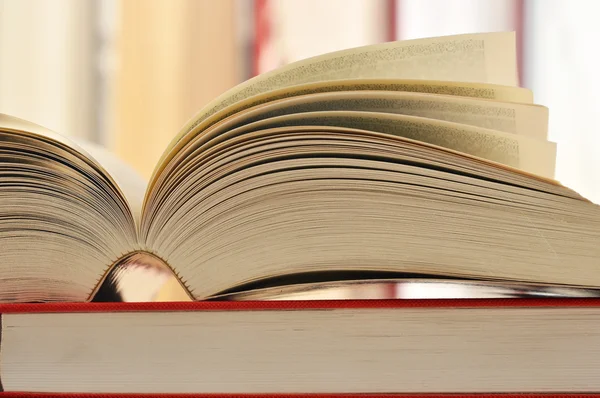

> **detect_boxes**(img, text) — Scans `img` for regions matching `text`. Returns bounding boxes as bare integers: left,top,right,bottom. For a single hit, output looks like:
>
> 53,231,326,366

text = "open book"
1,31,599,303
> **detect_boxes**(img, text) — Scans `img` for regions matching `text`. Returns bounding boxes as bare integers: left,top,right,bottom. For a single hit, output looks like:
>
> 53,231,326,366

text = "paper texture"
209,111,556,179
72,138,147,225
211,90,548,140
0,114,144,223
149,32,520,190
200,31,518,125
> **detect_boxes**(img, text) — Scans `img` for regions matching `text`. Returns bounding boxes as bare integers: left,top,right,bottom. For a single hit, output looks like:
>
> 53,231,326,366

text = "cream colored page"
187,32,517,133
147,79,533,195
213,91,548,140
0,113,86,153
0,113,143,302
515,105,549,141
218,111,556,179
73,139,147,225
0,114,145,227
154,32,517,170
196,80,533,136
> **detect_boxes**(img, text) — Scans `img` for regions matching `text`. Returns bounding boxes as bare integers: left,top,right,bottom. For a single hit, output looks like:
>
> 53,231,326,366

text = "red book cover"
2,297,600,314
1,298,600,398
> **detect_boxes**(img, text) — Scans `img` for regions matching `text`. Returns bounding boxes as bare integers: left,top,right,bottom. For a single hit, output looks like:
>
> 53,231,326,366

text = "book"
0,394,595,398
2,299,600,394
0,31,599,303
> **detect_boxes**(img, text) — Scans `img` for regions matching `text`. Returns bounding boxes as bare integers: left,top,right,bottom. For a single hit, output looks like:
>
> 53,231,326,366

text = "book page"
145,127,596,300
72,139,147,225
148,79,532,196
149,32,519,192
0,113,144,222
212,111,556,179
0,113,142,302
208,91,548,141
202,80,534,132
196,31,518,129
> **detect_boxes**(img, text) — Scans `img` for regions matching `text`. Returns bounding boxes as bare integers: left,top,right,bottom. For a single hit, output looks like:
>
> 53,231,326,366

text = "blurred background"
0,0,597,204
0,0,597,301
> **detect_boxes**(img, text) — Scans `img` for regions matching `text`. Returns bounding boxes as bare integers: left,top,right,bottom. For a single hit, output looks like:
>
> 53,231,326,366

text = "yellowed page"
148,79,532,196
148,32,519,191
0,113,143,302
207,91,548,140
72,139,147,225
0,114,145,227
213,111,556,179
197,31,518,127
0,113,88,155
195,80,533,137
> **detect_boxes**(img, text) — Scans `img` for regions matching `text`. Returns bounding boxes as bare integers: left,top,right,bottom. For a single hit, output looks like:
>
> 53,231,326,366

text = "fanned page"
147,79,533,196
0,114,146,226
195,31,518,125
157,109,555,181
194,90,548,141
150,31,520,188
70,139,146,225
197,79,534,135
143,122,599,300
226,111,556,178
0,114,145,302
137,33,600,301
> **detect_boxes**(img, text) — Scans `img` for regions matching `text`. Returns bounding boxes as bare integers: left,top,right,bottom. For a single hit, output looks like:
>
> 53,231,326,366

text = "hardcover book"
0,31,598,304
1,299,600,394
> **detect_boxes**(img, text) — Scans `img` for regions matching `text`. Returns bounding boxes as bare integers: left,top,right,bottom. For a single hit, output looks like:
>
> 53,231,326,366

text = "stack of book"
0,31,599,397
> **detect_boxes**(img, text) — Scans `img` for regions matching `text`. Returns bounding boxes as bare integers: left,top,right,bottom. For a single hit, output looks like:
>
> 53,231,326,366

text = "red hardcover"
1,298,600,398
2,297,600,314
